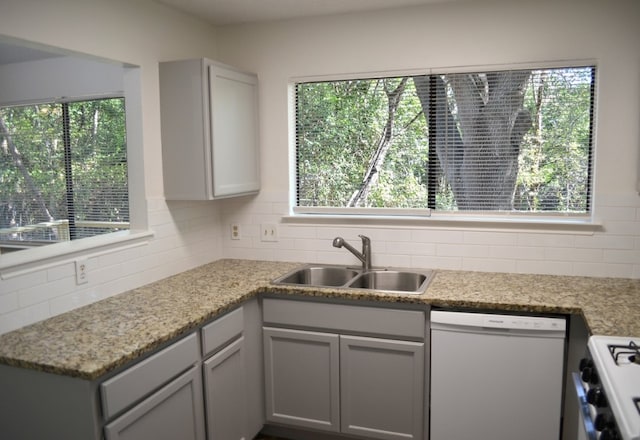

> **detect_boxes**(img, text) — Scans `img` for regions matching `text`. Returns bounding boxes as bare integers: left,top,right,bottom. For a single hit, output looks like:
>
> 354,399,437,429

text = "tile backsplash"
222,190,640,279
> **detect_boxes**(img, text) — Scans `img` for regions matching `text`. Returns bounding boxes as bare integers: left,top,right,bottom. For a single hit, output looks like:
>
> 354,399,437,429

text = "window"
295,66,595,216
0,97,129,252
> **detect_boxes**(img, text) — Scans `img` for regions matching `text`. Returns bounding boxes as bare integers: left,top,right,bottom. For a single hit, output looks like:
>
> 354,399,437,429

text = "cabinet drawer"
101,333,199,419
263,298,425,340
201,307,244,357
104,365,205,440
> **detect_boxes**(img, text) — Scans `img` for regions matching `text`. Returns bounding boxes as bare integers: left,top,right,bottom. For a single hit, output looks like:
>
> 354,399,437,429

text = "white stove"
585,336,640,440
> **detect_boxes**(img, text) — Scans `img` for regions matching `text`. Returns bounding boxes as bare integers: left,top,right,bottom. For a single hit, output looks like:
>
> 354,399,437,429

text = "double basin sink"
273,264,434,295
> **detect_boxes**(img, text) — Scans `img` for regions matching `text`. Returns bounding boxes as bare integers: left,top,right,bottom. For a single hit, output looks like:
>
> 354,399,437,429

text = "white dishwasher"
430,310,566,440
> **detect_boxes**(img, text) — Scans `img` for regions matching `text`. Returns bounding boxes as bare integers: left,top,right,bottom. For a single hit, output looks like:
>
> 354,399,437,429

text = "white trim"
283,212,600,234
290,59,598,84
0,229,154,279
294,206,431,217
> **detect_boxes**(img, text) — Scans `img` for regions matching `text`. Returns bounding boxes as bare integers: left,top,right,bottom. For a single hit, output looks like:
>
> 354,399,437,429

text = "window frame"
288,60,599,230
0,64,152,279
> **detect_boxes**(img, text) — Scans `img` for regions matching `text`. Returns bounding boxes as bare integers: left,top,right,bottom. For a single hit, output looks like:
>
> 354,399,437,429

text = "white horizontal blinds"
294,65,594,214
0,98,128,246
67,98,129,239
0,103,64,242
430,66,595,212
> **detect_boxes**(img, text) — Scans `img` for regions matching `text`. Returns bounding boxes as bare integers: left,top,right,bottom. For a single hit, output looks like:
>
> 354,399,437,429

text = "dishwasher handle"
572,372,598,440
430,310,566,337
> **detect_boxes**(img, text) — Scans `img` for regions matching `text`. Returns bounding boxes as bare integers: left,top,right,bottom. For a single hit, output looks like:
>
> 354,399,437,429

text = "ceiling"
0,0,449,65
154,0,449,26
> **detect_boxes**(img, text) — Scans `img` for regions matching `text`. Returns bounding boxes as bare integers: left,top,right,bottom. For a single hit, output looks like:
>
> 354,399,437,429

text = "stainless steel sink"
272,264,434,294
347,270,432,293
273,265,359,287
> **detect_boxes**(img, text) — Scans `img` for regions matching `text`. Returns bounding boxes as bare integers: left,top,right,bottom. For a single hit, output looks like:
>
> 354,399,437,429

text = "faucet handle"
358,234,371,244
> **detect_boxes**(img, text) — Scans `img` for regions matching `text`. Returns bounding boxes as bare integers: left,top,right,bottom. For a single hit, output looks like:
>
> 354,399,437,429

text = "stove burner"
608,340,640,365
631,341,640,365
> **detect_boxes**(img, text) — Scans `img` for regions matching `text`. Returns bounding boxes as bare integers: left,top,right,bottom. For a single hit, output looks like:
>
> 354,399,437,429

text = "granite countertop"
0,258,638,381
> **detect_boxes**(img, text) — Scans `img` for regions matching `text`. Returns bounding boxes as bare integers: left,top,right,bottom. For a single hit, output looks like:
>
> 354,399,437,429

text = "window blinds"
0,97,129,247
295,66,595,213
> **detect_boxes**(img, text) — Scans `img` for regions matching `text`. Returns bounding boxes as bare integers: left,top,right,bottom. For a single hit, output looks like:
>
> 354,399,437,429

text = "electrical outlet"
75,259,89,285
260,224,279,242
230,223,241,240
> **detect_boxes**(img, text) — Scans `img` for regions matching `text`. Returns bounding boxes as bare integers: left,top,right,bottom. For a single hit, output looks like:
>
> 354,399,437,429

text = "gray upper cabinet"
159,58,260,200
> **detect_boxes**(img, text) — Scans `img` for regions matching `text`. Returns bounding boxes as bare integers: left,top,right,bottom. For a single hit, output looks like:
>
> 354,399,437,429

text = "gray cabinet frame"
203,336,248,440
262,298,426,440
263,327,341,432
104,365,206,440
340,335,424,440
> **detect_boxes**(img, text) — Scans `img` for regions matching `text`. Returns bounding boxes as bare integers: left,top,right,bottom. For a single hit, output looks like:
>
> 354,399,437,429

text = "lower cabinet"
263,328,340,432
103,304,258,440
203,337,248,440
340,336,424,440
264,326,424,440
104,365,206,440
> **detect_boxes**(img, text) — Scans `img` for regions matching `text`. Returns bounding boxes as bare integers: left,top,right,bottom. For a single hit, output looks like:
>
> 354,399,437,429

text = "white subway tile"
574,234,634,250
489,246,545,260
386,241,436,256
411,229,464,244
573,262,634,278
0,271,47,293
18,277,76,308
374,254,412,268
463,257,517,273
46,262,76,282
516,233,576,247
604,249,640,264
411,255,462,270
463,231,518,246
545,247,604,263
437,243,490,258
516,260,574,276
0,292,19,314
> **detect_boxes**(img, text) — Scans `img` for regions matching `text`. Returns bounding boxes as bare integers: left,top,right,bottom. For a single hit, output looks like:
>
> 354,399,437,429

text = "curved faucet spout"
332,235,372,271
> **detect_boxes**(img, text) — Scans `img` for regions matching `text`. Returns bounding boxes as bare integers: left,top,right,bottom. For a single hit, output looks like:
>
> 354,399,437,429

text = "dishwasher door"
430,310,566,440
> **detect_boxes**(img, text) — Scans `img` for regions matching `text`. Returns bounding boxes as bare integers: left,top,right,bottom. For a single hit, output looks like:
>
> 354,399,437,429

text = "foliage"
296,67,594,213
297,78,428,208
0,98,128,243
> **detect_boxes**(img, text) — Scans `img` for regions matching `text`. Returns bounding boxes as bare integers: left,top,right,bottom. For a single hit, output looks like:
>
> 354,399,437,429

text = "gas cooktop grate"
608,340,640,365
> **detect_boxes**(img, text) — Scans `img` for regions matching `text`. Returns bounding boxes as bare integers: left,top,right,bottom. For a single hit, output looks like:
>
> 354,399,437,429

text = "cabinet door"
104,365,205,440
209,63,260,198
340,336,424,440
263,327,340,432
159,59,259,200
203,337,247,440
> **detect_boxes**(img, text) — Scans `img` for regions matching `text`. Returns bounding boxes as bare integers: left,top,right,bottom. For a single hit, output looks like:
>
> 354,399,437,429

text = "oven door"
572,372,598,440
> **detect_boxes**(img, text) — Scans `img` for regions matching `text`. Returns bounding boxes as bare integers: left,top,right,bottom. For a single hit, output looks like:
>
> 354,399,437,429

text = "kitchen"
0,0,639,439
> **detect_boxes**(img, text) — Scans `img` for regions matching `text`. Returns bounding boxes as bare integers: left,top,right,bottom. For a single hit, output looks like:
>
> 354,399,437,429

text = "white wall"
0,0,224,334
1,0,639,335
217,0,640,278
0,56,125,105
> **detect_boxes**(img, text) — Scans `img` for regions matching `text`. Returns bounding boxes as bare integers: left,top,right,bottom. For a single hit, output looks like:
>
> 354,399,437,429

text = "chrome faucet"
332,235,372,271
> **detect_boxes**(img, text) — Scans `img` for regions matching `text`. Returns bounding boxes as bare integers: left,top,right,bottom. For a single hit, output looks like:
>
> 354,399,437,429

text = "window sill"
282,213,603,234
0,230,154,280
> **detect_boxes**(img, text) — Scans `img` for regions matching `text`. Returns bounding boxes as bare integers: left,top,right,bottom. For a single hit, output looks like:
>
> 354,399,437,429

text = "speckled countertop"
0,258,638,380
